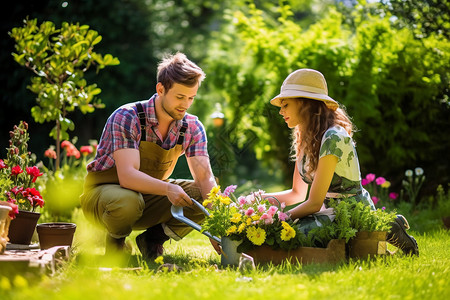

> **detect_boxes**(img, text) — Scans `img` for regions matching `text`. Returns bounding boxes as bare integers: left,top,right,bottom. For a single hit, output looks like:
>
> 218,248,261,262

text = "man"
80,53,220,260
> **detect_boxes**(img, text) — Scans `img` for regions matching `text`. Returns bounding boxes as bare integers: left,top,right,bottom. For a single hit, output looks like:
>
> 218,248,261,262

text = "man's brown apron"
80,102,204,240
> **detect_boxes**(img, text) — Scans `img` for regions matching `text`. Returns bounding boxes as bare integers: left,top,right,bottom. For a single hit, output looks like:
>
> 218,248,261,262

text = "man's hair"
157,52,206,92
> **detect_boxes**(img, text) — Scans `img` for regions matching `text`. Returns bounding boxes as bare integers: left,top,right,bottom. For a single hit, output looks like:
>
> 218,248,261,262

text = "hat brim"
270,91,339,110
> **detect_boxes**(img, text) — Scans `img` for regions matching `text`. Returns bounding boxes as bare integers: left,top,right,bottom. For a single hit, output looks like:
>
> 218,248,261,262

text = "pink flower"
267,206,278,217
238,196,246,206
361,178,369,186
257,204,266,213
0,159,7,169
365,173,376,183
372,196,379,205
245,194,255,204
389,192,398,200
278,212,289,221
375,177,386,185
245,207,255,216
222,185,237,197
260,213,273,225
382,206,386,210
8,203,19,219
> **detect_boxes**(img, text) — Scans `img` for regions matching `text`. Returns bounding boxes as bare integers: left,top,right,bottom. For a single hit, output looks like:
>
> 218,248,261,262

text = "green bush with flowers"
201,185,396,253
0,121,44,218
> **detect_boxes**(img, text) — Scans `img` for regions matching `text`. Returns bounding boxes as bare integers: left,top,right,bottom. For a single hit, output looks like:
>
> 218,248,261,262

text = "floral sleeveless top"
297,125,375,210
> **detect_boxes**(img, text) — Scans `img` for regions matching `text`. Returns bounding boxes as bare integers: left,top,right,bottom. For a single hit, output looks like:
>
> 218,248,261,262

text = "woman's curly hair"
290,98,354,179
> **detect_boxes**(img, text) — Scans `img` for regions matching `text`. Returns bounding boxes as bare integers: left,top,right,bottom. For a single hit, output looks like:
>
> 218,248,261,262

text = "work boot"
386,214,419,256
136,224,170,261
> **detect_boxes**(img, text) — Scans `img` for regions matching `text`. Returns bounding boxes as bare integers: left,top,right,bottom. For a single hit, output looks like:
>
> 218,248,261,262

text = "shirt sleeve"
185,118,209,157
110,107,140,152
319,127,354,165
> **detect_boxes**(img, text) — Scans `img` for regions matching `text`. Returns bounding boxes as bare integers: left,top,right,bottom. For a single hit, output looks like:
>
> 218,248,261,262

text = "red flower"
0,159,7,169
44,148,57,159
11,186,24,195
61,140,74,149
26,166,43,183
80,145,93,156
8,203,19,219
11,165,23,176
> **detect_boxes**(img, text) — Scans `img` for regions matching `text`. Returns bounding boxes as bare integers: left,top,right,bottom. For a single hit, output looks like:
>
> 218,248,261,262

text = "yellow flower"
154,256,164,265
251,215,260,221
246,217,252,226
226,225,237,235
381,181,391,188
208,186,221,197
230,213,242,223
238,223,246,233
246,226,266,246
219,195,231,205
203,199,212,207
280,221,296,241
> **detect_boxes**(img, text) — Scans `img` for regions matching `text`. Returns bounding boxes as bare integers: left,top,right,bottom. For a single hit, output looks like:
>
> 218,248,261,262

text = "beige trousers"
80,179,205,240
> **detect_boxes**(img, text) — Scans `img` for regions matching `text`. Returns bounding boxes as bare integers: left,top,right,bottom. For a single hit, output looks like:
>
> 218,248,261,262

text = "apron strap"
177,119,188,145
135,102,146,142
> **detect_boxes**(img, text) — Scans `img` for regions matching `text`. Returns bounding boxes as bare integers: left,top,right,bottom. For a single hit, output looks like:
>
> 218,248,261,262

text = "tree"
9,18,120,169
204,2,450,192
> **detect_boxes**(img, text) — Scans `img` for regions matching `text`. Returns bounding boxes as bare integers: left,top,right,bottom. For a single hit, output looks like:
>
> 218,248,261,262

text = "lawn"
1,209,449,300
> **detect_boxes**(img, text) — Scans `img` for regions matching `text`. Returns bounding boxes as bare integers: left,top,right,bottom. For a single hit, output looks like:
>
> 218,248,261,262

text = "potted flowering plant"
0,121,45,245
202,185,350,265
201,185,397,265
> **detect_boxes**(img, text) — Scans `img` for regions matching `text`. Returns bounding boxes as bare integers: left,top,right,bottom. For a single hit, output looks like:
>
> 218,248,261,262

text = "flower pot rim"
0,205,12,211
37,222,76,229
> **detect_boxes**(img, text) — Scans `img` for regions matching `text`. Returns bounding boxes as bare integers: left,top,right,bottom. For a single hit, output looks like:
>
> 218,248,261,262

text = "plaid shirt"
87,94,209,172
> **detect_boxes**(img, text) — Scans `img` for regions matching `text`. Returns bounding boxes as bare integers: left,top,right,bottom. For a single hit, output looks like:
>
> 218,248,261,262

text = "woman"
263,68,418,255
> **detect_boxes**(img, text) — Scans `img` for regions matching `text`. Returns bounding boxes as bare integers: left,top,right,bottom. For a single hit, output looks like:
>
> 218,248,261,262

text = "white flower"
415,167,424,176
405,170,413,177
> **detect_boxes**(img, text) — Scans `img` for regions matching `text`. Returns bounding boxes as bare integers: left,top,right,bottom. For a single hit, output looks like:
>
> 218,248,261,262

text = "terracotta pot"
348,231,387,259
37,222,76,250
8,210,41,245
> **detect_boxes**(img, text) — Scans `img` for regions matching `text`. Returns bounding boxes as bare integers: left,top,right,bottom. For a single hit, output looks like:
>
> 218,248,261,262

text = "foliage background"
1,0,449,200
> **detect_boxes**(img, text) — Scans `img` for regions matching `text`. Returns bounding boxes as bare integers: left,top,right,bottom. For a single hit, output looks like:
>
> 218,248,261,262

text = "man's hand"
209,238,221,255
166,183,193,206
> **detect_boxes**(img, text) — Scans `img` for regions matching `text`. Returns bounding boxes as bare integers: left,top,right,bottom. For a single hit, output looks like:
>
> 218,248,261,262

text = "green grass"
1,211,450,300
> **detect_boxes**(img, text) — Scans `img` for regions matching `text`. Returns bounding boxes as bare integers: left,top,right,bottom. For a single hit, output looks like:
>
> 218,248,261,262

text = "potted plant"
201,186,351,266
0,121,45,245
335,199,397,259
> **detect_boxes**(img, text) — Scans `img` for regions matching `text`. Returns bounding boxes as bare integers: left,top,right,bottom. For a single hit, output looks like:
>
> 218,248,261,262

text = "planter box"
348,231,387,259
221,237,346,266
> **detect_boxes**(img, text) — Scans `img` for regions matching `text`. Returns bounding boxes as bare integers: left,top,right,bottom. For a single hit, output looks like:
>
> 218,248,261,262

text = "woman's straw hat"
270,69,339,110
